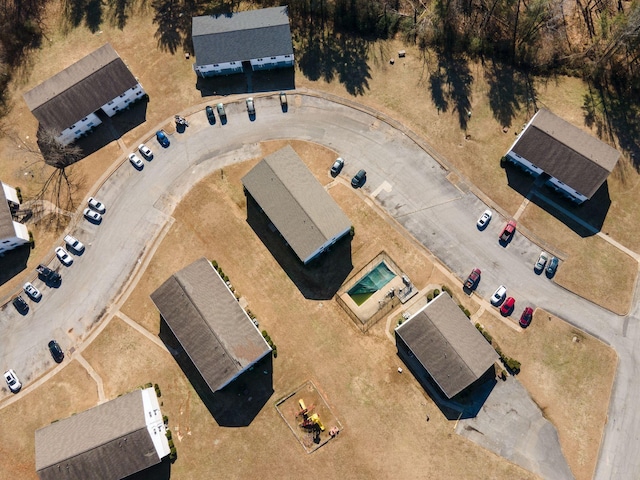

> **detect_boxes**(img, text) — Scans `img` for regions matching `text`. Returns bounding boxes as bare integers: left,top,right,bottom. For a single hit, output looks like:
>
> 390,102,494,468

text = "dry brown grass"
518,202,636,314
0,359,98,479
477,309,617,480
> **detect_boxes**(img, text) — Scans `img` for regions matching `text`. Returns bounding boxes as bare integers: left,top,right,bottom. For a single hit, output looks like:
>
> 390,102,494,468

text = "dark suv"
12,296,28,314
351,169,366,188
205,106,215,124
48,340,64,363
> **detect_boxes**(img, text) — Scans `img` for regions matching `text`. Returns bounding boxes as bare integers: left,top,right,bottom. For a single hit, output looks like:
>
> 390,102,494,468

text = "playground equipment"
174,115,189,127
297,399,325,431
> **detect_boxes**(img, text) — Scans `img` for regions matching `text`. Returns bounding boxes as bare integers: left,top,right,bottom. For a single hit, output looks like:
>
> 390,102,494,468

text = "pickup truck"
499,220,517,242
36,264,61,285
464,268,481,290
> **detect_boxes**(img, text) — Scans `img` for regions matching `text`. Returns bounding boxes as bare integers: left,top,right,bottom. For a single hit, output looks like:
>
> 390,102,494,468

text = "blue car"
156,130,170,147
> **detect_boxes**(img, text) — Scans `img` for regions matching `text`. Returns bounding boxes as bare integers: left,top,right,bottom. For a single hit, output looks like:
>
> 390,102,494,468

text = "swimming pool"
348,262,397,306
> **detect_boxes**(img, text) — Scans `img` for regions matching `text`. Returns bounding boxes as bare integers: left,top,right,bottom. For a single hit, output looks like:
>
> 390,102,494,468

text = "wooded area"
1,0,639,158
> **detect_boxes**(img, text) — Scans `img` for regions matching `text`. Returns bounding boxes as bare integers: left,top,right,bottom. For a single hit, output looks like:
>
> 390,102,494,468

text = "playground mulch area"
275,380,342,453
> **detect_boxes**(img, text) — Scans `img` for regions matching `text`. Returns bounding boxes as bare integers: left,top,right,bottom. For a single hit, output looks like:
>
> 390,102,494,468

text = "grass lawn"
477,309,617,480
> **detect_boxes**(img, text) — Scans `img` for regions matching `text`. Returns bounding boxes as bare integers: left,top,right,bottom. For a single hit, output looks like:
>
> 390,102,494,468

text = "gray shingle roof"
0,183,15,240
192,6,293,66
241,145,352,263
35,389,160,480
510,108,620,198
150,257,271,393
395,293,498,398
23,43,139,133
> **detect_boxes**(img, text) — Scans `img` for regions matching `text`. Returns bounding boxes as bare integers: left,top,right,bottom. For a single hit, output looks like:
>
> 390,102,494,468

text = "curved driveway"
0,92,636,479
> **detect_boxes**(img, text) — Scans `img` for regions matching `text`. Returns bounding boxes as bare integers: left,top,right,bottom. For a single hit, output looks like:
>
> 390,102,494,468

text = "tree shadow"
152,0,199,54
583,79,640,170
428,49,473,130
63,0,104,33
485,61,537,128
106,0,132,29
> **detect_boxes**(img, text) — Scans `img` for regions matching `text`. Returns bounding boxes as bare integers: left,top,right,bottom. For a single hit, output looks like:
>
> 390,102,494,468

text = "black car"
205,106,215,124
12,296,28,314
351,169,367,188
546,256,559,277
48,340,64,363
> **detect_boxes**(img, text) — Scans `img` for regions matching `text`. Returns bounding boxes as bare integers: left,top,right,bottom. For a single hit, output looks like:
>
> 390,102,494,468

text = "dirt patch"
476,309,617,480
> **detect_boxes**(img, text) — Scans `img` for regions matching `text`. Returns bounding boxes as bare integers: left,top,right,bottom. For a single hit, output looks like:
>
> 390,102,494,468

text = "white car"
55,246,73,266
477,209,492,229
129,153,144,169
4,369,21,393
138,144,153,159
87,197,106,214
490,285,507,306
534,251,549,272
23,282,42,301
83,208,102,223
64,234,85,253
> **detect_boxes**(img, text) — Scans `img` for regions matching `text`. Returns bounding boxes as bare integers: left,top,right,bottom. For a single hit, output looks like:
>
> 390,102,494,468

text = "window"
285,55,291,58
230,62,236,65
87,122,94,127
120,93,126,98
2,240,10,244
213,64,219,67
108,101,114,105
271,57,276,60
70,124,76,129
74,130,82,135
136,91,142,96
82,117,88,122
257,58,263,61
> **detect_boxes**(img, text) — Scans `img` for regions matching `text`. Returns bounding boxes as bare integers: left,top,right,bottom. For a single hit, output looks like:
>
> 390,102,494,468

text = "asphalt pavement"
0,91,636,479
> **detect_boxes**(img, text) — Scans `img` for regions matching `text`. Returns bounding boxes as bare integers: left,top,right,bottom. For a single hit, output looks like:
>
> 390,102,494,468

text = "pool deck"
339,274,407,322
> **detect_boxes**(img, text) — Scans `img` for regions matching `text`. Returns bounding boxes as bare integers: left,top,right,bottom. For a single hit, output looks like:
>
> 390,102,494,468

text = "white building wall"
56,112,102,146
250,54,294,70
1,183,20,206
194,61,243,77
140,387,171,459
547,178,587,203
100,83,146,117
505,152,544,175
0,223,30,254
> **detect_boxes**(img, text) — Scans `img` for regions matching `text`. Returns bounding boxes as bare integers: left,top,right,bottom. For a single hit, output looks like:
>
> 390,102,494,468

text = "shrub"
427,292,434,302
441,285,452,296
350,226,355,236
211,260,218,269
272,347,278,358
144,382,153,389
154,383,161,397
15,187,22,203
262,330,268,337
223,274,229,282
163,415,169,426
169,446,177,463
28,230,34,249
168,438,174,449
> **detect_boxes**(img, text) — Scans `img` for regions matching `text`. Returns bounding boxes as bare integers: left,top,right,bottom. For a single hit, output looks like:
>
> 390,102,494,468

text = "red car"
464,268,481,290
519,307,534,328
500,296,515,316
499,220,517,242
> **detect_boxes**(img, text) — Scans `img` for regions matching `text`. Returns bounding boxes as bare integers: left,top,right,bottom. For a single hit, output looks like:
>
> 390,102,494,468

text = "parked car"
216,103,226,118
534,251,548,273
205,105,216,124
477,209,492,229
64,234,85,254
36,264,61,285
129,153,144,169
490,285,507,306
351,169,367,188
519,307,534,328
55,246,73,266
280,91,287,108
331,158,345,176
546,256,559,277
138,144,153,159
499,220,517,242
12,296,28,314
83,208,102,223
48,340,64,363
464,268,481,290
246,97,255,115
23,282,42,301
156,130,170,147
500,296,516,316
4,369,21,393
87,197,106,214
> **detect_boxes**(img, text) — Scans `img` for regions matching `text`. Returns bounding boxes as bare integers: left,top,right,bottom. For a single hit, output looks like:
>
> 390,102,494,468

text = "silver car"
138,144,153,159
490,285,507,306
534,251,549,272
83,208,102,223
88,197,106,214
64,234,85,253
129,153,144,169
55,246,73,266
23,282,42,301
